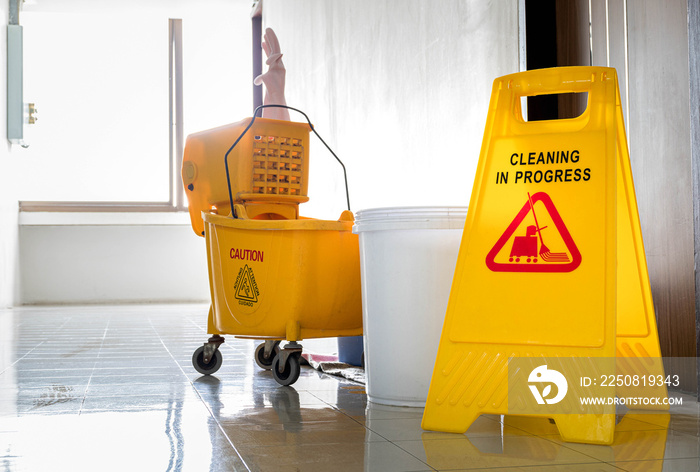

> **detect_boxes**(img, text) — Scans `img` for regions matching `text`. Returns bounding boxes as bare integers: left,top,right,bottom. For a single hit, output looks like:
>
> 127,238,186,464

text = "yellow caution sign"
422,67,666,445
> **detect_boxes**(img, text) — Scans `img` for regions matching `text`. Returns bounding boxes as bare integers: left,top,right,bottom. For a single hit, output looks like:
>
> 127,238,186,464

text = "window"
18,0,253,211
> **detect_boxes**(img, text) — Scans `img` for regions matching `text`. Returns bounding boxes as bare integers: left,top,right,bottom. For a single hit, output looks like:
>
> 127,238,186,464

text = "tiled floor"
1,304,700,471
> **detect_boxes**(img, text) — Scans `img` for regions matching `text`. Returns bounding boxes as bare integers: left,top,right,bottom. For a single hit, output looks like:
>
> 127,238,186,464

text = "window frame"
19,18,186,213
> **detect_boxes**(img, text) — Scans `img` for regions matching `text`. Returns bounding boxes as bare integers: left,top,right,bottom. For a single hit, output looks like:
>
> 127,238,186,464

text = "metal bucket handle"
224,104,351,218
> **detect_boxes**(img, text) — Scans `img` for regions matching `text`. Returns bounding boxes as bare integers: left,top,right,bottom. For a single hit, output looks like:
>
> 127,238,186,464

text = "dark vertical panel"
689,0,700,395
526,0,590,120
606,0,629,128
555,0,591,117
555,0,591,67
252,14,263,112
171,20,184,209
628,0,696,392
525,0,558,120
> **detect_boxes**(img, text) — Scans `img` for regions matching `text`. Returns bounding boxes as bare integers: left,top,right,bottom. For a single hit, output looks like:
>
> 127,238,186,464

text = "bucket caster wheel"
272,353,301,386
255,340,281,370
192,346,223,375
192,335,225,375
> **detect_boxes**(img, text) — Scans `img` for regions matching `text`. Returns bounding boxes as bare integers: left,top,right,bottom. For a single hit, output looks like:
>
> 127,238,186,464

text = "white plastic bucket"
353,207,467,407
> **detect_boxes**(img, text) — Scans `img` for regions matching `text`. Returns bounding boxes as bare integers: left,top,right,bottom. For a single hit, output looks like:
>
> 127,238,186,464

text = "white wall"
1,3,21,308
263,0,521,218
0,189,18,308
19,221,210,304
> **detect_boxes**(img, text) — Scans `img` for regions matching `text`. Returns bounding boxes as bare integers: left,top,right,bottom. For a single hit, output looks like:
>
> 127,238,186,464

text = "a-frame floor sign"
421,67,667,445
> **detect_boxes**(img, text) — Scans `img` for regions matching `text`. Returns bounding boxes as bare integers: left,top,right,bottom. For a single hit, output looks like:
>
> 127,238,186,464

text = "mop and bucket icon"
508,193,570,264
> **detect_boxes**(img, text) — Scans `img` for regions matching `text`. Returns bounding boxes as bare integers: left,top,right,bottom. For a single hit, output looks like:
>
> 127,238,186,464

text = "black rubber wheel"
272,354,301,386
254,341,280,370
192,345,223,375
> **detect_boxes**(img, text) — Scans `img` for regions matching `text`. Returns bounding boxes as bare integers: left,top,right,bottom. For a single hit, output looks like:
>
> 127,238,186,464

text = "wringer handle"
224,104,351,218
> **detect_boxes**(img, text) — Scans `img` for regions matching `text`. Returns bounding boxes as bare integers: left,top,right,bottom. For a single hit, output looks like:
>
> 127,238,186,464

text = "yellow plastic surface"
203,210,362,341
422,67,665,445
182,117,311,236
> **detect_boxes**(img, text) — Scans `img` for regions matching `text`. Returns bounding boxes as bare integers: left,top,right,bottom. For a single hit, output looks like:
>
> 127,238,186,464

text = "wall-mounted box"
7,24,26,147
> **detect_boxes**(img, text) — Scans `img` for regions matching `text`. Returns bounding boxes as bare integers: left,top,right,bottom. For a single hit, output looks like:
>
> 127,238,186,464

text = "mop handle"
224,105,351,218
527,192,546,246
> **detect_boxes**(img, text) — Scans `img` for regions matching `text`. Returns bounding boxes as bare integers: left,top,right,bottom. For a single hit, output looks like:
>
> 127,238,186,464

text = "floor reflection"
2,305,700,472
418,412,672,471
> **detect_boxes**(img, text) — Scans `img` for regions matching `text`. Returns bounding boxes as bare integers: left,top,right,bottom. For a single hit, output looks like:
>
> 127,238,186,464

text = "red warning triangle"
486,192,581,273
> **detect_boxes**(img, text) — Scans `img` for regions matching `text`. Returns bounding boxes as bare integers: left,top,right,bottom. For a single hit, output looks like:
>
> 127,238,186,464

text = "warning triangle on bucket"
486,191,581,273
234,264,259,302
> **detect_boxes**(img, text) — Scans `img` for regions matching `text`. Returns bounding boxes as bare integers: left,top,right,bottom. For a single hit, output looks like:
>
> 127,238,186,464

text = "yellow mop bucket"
204,207,362,341
183,105,361,386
